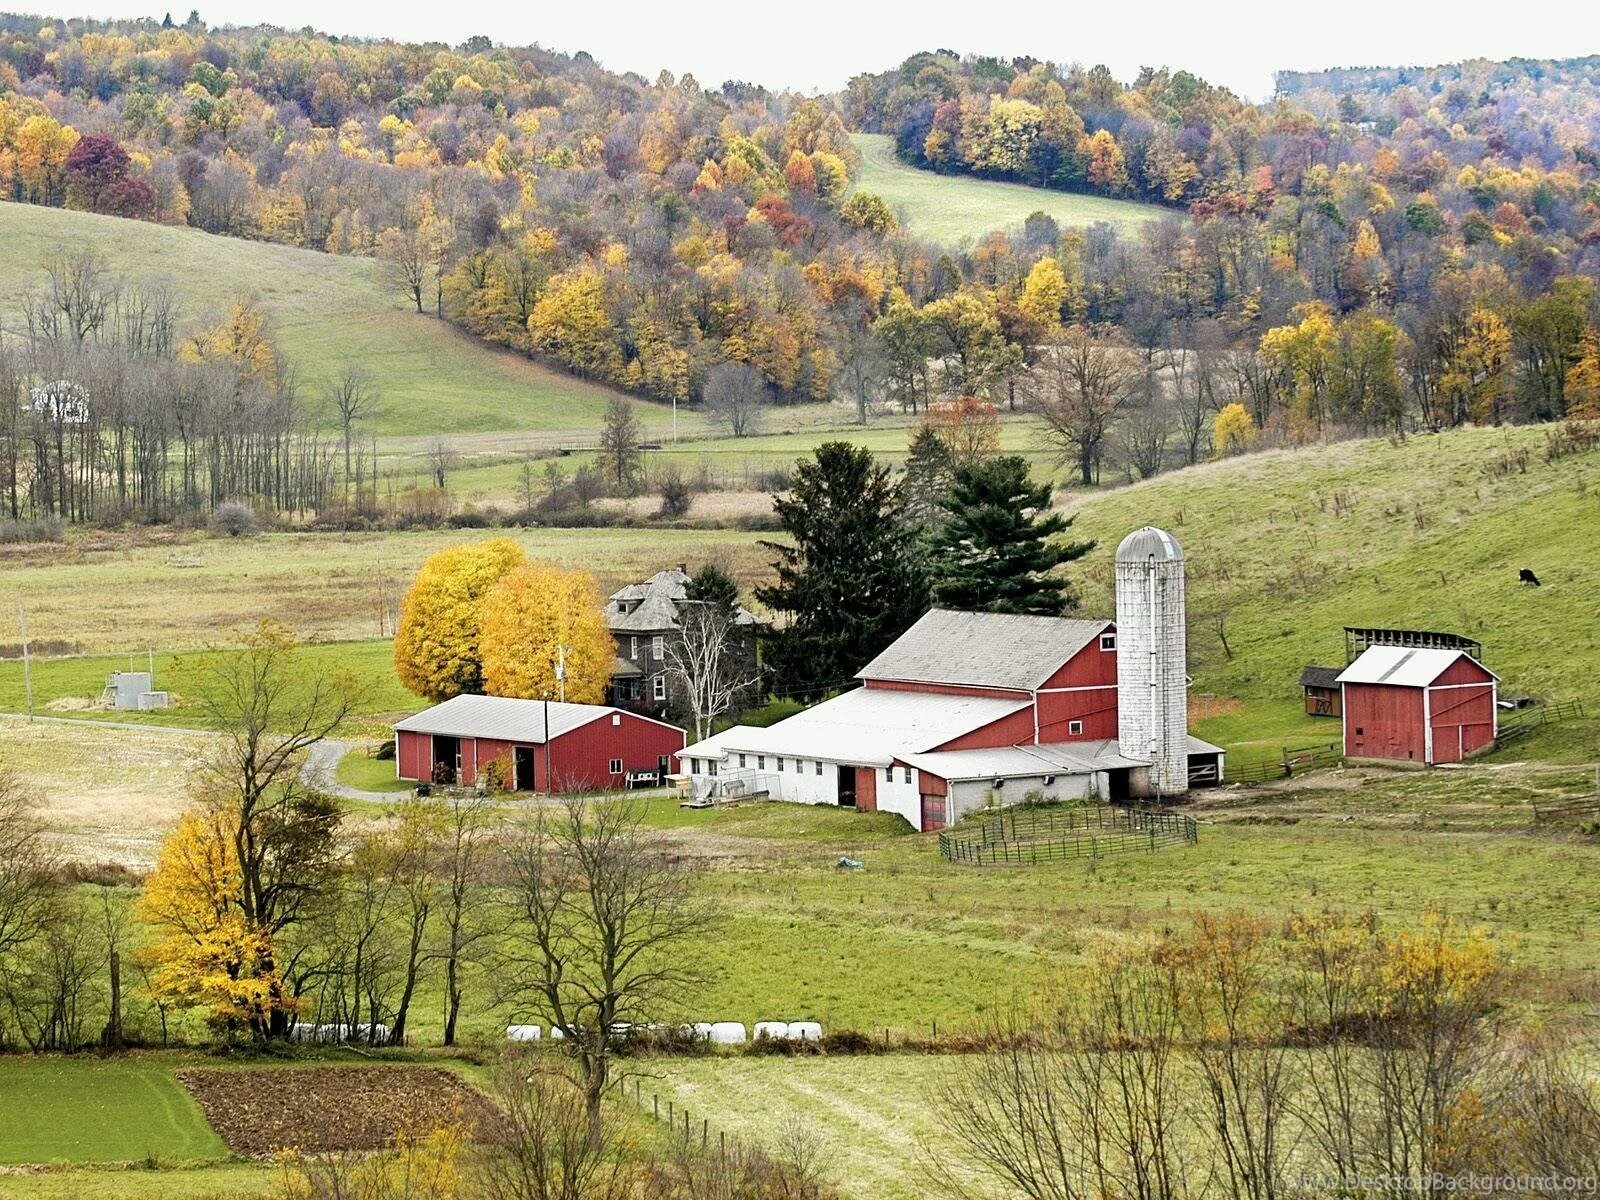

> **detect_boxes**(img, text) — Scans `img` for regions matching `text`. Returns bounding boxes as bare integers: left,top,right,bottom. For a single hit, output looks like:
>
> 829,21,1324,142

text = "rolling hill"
850,133,1169,243
1065,424,1600,708
0,203,670,440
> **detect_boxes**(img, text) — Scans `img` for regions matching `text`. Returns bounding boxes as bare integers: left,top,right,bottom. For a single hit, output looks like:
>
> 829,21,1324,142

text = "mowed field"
0,203,662,440
851,133,1169,243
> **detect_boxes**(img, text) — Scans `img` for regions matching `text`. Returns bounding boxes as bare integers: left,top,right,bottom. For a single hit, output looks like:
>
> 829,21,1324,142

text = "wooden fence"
1498,700,1587,744
938,805,1198,865
1225,741,1343,786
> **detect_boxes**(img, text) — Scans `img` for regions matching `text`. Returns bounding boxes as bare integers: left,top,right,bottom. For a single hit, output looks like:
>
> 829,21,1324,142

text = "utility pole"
18,600,33,720
556,643,568,704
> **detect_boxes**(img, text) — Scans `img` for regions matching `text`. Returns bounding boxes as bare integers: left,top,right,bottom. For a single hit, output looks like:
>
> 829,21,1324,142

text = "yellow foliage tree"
394,539,528,701
136,808,289,1033
1018,256,1069,327
1565,330,1600,420
1213,402,1258,457
179,300,281,387
480,561,614,703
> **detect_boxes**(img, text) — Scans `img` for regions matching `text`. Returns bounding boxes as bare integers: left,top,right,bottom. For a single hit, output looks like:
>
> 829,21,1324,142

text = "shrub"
0,517,65,543
207,502,260,538
657,470,693,519
819,1028,879,1055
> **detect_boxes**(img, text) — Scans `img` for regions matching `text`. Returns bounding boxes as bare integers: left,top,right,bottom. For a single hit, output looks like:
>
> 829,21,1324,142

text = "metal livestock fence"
938,804,1198,865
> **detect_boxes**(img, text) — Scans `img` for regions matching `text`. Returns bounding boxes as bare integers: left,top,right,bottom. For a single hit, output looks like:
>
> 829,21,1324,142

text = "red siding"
1344,682,1427,762
1428,658,1496,764
934,706,1037,752
1036,632,1119,742
544,711,686,793
862,678,1031,700
394,710,686,794
854,766,878,812
396,730,429,781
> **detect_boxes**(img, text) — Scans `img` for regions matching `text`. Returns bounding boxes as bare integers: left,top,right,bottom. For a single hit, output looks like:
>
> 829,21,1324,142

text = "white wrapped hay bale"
549,1025,566,1041
709,1021,747,1045
787,1021,822,1042
753,1021,790,1041
506,1024,542,1042
688,1022,714,1041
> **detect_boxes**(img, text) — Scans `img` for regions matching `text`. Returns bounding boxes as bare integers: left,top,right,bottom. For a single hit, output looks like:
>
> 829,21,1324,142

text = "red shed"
1337,647,1499,766
394,694,685,793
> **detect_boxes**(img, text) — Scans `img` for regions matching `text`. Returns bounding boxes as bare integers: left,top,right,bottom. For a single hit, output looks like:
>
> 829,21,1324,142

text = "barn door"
920,794,947,832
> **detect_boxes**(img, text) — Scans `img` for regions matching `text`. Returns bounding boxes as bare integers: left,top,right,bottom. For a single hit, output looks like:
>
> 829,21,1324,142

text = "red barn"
394,695,685,793
1337,647,1499,766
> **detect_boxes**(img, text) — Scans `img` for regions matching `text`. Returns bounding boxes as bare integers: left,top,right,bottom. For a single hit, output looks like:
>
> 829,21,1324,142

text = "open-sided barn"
1337,646,1499,765
394,695,685,793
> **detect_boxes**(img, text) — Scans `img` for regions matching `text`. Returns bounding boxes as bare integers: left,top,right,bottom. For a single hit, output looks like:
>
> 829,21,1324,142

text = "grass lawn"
335,746,414,793
0,1056,226,1166
0,203,657,440
644,1054,952,1200
851,133,1168,244
0,1163,275,1200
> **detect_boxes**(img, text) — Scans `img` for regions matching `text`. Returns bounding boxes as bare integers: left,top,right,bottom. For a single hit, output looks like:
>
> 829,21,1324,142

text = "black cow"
1519,568,1542,587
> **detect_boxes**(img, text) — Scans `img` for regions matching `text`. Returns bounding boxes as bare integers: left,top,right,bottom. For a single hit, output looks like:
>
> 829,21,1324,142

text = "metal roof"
680,686,1031,768
393,694,617,743
1336,646,1499,688
898,735,1221,782
856,609,1111,692
1116,526,1184,563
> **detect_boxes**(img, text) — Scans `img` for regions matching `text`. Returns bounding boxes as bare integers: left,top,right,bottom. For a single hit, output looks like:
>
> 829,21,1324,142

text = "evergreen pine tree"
757,442,929,698
902,426,955,529
928,455,1093,615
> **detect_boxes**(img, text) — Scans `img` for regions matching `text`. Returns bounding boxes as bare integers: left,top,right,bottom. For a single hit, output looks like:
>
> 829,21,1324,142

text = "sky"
21,0,1600,101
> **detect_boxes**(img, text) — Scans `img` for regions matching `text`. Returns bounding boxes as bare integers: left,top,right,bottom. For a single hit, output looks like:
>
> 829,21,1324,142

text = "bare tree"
1122,373,1172,481
24,248,118,346
426,438,458,489
193,621,356,1036
597,397,643,494
478,1063,635,1200
0,770,54,978
702,361,769,438
327,364,381,500
664,601,761,741
432,792,494,1046
499,796,712,1131
1028,326,1140,486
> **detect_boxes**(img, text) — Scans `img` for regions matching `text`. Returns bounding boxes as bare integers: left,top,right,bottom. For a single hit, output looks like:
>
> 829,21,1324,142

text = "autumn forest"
1,16,1600,524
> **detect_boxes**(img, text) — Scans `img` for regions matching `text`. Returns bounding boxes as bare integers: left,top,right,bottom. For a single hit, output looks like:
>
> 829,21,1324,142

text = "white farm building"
676,527,1222,832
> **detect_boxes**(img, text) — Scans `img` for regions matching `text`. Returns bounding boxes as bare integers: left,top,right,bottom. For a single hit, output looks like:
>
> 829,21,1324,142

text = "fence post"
654,1094,659,1122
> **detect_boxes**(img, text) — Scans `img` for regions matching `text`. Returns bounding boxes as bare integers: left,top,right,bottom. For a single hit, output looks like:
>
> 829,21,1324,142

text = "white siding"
947,772,1098,823
766,760,842,806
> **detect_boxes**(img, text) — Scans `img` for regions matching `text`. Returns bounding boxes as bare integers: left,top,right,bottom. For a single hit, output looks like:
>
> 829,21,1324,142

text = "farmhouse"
1337,646,1499,765
604,566,760,716
394,695,685,793
677,527,1224,832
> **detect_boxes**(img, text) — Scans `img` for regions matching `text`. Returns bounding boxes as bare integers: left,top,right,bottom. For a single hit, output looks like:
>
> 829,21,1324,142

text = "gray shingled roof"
1299,665,1343,690
857,609,1112,692
605,567,759,634
394,694,615,743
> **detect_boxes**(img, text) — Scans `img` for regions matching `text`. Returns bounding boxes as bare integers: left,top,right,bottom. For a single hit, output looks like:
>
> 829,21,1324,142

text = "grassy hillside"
1066,424,1600,706
851,133,1168,243
0,203,667,439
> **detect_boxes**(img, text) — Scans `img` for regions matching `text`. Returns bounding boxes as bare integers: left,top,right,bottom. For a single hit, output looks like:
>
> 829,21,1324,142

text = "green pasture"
851,133,1169,244
0,203,657,439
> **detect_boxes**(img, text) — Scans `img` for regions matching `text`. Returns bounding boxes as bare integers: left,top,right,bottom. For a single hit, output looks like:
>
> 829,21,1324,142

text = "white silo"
1115,527,1189,796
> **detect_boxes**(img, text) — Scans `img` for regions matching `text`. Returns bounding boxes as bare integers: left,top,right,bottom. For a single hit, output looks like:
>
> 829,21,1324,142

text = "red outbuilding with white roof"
394,694,685,793
1337,646,1499,766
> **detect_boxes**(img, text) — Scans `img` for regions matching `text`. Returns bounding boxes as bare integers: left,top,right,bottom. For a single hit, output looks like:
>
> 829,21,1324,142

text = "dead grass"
0,717,206,867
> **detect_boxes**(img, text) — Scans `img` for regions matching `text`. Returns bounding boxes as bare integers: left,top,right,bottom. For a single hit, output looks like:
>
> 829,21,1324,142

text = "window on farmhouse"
630,636,638,657
652,635,665,661
653,676,666,701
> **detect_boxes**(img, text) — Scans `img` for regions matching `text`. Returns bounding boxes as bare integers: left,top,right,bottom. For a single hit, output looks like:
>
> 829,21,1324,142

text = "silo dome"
1116,526,1184,564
